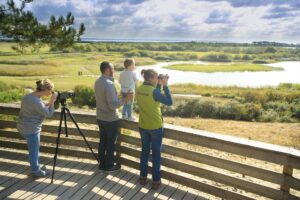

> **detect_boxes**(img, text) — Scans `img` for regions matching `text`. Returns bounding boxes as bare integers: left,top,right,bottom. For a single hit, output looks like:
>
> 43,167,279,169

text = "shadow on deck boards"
0,148,209,200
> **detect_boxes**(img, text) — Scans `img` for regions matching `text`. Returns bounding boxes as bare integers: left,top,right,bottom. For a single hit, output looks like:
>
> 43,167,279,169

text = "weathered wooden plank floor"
0,147,210,200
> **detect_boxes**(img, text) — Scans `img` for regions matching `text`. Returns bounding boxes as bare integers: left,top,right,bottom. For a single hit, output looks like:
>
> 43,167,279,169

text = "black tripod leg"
51,108,64,184
63,110,68,137
65,108,100,163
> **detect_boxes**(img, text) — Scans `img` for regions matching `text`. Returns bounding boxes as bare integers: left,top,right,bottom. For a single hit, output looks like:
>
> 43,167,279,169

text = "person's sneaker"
122,115,127,119
127,116,136,121
152,180,161,190
138,176,147,186
41,165,47,171
98,165,105,173
29,165,47,176
34,169,51,178
106,165,121,173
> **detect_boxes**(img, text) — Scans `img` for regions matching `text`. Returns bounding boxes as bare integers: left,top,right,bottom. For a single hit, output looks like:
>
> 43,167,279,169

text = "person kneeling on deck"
94,61,133,172
17,79,57,177
136,69,173,190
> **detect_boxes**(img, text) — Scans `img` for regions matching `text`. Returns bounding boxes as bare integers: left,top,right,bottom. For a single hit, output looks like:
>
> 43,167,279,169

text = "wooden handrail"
0,103,300,199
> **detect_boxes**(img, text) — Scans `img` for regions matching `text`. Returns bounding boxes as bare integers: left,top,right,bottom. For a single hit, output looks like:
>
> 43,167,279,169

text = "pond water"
135,61,300,87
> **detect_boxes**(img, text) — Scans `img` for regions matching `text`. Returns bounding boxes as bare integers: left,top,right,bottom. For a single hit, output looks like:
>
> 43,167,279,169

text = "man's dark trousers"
97,119,120,169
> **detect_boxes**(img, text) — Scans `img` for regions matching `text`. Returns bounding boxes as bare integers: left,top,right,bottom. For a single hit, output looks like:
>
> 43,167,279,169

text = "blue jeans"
22,133,40,172
139,128,163,182
122,92,133,118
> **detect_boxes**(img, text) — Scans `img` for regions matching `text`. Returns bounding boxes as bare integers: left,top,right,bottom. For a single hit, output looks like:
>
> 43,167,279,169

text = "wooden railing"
0,103,300,200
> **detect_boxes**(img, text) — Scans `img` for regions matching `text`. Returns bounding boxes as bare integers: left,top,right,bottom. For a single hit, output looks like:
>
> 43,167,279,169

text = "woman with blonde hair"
17,79,57,177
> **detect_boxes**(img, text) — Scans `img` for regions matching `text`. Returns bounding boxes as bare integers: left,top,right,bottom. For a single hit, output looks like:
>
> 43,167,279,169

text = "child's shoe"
128,116,136,121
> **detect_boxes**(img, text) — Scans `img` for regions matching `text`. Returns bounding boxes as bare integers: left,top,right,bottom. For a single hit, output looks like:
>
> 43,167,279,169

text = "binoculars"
158,74,169,80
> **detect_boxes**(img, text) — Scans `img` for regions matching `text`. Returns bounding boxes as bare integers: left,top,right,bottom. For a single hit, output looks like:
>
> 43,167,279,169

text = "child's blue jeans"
122,92,133,118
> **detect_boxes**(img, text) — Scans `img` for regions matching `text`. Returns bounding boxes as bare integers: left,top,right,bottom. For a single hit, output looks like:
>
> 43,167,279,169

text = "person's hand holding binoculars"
158,74,169,86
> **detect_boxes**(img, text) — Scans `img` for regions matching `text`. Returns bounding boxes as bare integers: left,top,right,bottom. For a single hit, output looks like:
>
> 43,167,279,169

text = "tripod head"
54,91,75,109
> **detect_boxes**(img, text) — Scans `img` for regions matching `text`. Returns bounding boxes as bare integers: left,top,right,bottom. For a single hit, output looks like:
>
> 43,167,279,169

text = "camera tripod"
51,101,99,184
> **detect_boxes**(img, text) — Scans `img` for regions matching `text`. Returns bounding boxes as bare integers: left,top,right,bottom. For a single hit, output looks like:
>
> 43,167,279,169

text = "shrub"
218,103,241,120
0,89,25,103
264,101,289,112
193,100,218,118
242,91,268,104
124,50,141,57
160,99,262,121
73,85,96,108
242,55,252,60
233,55,242,60
97,46,107,52
253,60,268,64
292,104,300,119
175,99,200,117
139,51,154,57
244,103,262,121
265,47,277,53
201,54,232,62
278,115,294,123
260,110,279,122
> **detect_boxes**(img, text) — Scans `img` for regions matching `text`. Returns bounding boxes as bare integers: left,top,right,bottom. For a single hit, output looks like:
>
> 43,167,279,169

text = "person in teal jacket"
136,69,173,189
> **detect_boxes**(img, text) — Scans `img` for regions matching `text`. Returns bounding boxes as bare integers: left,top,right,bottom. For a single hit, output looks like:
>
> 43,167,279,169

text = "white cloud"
15,0,300,42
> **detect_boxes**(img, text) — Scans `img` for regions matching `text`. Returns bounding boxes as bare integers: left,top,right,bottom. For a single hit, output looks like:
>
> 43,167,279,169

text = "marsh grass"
169,83,300,98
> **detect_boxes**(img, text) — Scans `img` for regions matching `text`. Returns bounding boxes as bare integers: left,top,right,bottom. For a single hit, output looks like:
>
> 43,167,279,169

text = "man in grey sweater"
94,61,133,172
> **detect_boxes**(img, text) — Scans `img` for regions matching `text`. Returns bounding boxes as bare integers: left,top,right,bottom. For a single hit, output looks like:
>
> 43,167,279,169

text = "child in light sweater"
119,58,137,120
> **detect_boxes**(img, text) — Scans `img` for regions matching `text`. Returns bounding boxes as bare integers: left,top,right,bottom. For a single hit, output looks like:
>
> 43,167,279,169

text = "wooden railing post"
280,163,293,195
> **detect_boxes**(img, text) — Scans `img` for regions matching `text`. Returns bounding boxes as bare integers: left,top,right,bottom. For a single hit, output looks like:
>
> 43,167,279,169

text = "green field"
164,63,283,72
0,51,156,77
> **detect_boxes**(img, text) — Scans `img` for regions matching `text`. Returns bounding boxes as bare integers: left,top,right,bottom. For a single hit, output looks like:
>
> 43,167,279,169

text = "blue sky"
17,0,300,42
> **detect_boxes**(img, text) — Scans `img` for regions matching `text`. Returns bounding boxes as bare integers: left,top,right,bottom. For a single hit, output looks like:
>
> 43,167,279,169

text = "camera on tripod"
54,91,75,109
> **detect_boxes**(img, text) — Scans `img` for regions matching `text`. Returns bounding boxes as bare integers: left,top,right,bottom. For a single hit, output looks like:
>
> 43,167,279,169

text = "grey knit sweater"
17,93,55,135
94,75,124,122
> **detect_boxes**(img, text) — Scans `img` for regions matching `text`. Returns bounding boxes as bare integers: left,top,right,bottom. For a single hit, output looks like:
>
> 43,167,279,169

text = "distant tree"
0,0,85,53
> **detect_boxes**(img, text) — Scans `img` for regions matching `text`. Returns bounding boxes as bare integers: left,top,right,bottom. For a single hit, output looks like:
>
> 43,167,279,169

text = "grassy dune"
165,63,283,72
